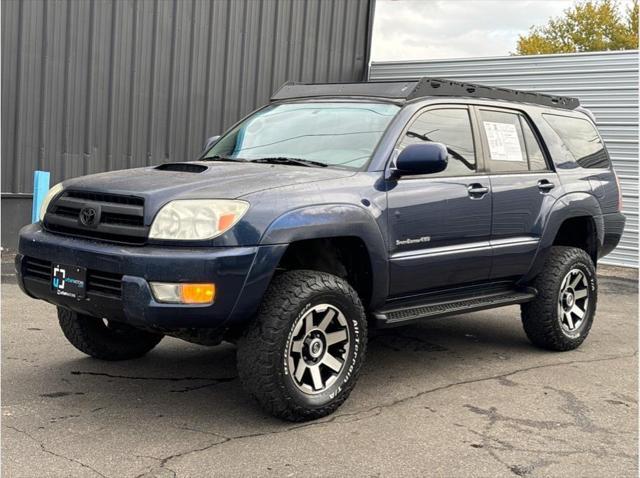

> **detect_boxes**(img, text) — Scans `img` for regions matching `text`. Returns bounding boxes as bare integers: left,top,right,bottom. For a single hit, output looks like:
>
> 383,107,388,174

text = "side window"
398,108,476,176
543,114,610,168
520,117,549,171
479,109,528,173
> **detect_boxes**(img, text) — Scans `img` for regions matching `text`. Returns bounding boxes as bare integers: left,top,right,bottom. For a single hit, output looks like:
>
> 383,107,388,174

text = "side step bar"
373,290,536,328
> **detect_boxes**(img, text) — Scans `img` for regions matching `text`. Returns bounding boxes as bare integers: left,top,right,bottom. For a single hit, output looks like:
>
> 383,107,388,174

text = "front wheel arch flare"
260,204,388,309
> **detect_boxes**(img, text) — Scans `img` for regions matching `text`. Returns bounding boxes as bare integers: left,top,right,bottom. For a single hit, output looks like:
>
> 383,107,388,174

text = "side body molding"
261,204,389,308
521,192,604,283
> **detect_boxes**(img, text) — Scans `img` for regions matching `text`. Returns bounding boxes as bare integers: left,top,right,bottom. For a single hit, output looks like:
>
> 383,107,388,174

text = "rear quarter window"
543,113,610,169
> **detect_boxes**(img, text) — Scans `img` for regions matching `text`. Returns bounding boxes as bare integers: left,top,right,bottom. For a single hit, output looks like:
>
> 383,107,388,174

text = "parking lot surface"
2,272,637,477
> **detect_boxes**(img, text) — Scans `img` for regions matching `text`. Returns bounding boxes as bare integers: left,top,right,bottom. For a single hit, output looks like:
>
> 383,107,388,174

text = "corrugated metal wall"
1,0,373,195
369,50,639,268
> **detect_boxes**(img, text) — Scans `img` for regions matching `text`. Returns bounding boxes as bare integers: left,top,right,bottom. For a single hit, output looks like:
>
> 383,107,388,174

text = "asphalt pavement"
1,269,637,477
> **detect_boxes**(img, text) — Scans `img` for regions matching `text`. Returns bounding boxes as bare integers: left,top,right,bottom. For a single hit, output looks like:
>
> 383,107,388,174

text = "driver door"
386,105,492,297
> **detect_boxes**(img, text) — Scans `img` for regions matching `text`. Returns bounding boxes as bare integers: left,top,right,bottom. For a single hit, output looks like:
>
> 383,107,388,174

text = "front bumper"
16,224,286,330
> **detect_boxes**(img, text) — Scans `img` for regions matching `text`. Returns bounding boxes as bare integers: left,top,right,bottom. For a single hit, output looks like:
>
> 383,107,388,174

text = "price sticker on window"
483,121,524,162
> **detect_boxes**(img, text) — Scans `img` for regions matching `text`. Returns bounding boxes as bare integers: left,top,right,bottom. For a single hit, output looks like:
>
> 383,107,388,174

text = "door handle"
467,184,489,198
538,179,555,192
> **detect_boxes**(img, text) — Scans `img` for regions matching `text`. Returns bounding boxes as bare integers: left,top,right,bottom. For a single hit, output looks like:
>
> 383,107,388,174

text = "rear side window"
398,108,477,177
479,110,527,173
543,114,610,168
478,109,550,173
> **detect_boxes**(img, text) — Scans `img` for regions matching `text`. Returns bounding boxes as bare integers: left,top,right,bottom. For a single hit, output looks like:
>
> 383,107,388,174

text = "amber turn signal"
150,282,215,304
180,283,215,304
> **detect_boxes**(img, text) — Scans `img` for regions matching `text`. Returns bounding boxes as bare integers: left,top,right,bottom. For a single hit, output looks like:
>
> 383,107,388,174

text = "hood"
61,161,355,209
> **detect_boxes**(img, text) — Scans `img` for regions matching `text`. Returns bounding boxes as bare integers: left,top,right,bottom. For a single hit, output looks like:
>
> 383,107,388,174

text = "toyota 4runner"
16,78,625,421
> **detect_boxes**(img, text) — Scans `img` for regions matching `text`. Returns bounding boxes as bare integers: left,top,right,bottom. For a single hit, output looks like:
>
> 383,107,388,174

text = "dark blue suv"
16,78,625,421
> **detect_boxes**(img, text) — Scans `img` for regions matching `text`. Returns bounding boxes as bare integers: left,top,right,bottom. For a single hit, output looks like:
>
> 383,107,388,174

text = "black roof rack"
271,77,580,110
270,81,419,101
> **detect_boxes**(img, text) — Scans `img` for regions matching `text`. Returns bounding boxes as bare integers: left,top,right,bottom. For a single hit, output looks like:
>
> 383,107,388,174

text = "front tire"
237,270,367,422
58,308,163,360
521,246,597,351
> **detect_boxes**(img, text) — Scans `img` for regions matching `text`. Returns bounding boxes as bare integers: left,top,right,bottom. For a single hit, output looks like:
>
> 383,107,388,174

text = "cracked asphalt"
2,271,637,477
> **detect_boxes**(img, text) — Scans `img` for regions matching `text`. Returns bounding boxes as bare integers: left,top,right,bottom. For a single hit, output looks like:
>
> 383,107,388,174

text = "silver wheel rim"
287,304,350,395
558,268,589,334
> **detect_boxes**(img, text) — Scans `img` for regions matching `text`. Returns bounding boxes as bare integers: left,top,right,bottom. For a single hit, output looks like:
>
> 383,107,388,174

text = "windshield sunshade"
203,102,399,170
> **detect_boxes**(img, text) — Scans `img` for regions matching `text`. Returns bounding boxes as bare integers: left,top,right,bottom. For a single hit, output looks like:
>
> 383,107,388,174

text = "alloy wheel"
287,304,350,394
558,268,589,334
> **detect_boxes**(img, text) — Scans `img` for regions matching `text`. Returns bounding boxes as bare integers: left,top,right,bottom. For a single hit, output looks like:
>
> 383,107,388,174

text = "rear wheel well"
276,237,373,306
552,216,598,265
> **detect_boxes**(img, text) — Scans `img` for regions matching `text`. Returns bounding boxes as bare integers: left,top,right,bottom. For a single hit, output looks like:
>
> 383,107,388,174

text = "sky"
370,0,636,61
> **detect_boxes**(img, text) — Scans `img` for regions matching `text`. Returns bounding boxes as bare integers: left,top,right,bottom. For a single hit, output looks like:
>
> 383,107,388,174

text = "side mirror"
394,142,448,176
203,135,221,152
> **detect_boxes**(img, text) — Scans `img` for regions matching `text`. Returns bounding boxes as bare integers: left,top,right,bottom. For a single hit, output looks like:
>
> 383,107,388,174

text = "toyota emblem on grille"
79,207,98,226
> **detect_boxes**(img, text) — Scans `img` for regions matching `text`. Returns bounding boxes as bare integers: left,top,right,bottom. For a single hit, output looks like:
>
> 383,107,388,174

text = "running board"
373,290,536,328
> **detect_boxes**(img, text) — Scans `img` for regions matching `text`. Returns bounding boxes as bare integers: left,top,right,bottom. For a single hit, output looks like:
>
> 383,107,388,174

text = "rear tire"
58,308,163,360
237,270,367,422
521,246,597,351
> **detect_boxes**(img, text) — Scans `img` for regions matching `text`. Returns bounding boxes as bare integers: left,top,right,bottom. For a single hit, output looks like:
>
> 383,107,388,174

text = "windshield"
203,102,400,169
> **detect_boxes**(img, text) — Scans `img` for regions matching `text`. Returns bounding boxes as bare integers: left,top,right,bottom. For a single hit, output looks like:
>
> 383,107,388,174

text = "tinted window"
543,114,610,168
479,110,527,173
399,108,476,176
520,117,548,171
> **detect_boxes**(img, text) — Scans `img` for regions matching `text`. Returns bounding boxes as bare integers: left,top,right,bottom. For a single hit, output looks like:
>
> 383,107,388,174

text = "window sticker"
483,121,524,162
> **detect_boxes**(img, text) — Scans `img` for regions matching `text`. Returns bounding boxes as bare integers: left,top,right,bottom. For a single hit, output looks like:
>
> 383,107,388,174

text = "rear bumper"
600,211,626,259
16,223,286,330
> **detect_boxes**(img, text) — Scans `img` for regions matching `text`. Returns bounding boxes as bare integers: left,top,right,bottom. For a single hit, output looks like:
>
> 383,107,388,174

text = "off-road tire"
58,308,163,360
521,246,597,351
237,270,367,422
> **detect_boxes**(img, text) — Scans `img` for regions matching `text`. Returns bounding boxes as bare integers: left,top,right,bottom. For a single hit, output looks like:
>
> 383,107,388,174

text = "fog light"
150,282,215,304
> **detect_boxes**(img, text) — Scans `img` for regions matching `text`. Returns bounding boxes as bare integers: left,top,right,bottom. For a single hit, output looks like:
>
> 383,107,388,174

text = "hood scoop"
155,163,208,173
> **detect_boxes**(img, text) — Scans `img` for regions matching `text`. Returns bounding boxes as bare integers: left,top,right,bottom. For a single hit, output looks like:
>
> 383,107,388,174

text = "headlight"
39,183,64,222
149,199,249,240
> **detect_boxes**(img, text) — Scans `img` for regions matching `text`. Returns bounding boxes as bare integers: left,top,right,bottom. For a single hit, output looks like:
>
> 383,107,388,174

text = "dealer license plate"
51,263,87,299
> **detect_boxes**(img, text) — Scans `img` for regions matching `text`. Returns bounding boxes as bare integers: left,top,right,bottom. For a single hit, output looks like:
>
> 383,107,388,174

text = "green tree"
516,0,639,55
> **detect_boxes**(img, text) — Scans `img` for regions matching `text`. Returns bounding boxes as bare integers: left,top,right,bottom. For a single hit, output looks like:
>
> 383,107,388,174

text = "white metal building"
369,50,639,268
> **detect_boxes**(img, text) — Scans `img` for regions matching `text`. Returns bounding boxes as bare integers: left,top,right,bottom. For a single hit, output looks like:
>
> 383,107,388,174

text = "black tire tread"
58,308,163,361
237,270,367,422
521,246,596,351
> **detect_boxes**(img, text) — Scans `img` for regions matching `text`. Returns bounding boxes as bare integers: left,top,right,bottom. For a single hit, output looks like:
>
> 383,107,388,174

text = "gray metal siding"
370,50,639,267
1,0,373,195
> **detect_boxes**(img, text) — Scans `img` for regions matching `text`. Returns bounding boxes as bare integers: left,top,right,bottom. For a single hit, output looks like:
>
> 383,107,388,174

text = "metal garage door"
369,50,639,267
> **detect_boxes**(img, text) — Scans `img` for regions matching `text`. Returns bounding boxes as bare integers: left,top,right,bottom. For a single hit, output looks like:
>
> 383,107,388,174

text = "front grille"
22,257,123,298
43,191,147,245
65,191,144,206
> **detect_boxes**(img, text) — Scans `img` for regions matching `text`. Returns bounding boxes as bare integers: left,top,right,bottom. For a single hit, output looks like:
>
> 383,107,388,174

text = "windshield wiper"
249,157,328,168
203,155,249,162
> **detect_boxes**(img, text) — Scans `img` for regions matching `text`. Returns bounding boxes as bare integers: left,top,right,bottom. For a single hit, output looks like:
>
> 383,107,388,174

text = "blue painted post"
31,170,51,223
